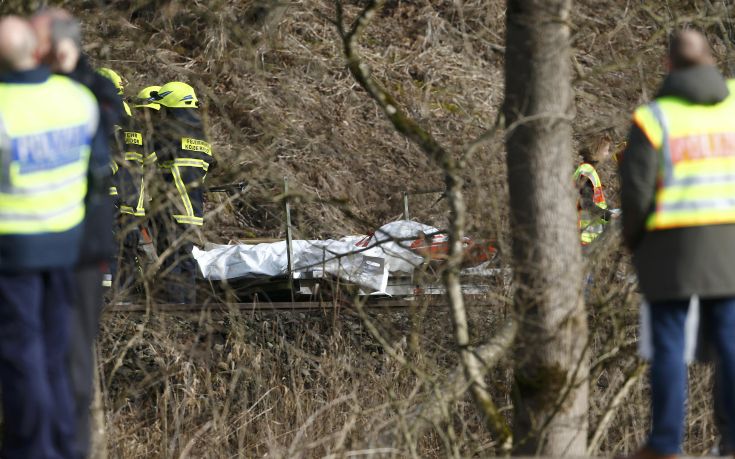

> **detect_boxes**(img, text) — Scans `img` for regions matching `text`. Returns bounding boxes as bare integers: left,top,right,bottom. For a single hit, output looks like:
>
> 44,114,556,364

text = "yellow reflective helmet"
155,81,198,108
97,67,124,95
134,85,162,110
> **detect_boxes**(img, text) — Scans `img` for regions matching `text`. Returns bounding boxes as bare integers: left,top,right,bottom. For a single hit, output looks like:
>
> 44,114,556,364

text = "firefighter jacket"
0,68,99,271
116,113,150,217
573,163,608,245
108,101,132,199
620,64,735,301
153,108,214,226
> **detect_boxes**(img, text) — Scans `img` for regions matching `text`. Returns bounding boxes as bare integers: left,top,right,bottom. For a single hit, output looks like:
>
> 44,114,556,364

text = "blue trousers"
648,298,735,455
0,270,75,459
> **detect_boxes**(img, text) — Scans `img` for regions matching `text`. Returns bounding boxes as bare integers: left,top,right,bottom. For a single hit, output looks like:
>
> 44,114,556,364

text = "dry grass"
91,0,732,455
98,306,505,457
0,0,732,456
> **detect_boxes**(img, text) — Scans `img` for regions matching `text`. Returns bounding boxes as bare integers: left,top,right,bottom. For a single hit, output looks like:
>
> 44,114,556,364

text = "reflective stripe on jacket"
154,109,214,227
0,75,97,235
635,80,735,230
119,121,146,217
159,137,213,226
579,214,606,245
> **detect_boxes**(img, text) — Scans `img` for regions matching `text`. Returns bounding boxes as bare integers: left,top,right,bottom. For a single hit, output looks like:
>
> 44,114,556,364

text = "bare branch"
461,112,504,166
332,0,514,448
377,319,518,447
587,363,646,455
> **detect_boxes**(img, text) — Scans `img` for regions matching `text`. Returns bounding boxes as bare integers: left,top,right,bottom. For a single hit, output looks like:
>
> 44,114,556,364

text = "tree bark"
504,0,589,455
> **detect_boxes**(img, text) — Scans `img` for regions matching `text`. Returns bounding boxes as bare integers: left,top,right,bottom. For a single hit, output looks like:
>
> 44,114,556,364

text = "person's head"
30,8,81,74
0,16,38,73
667,29,715,70
155,81,198,109
580,132,612,166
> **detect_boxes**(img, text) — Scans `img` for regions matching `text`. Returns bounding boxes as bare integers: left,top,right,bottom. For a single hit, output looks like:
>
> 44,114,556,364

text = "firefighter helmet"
134,85,161,110
155,81,198,108
97,67,124,95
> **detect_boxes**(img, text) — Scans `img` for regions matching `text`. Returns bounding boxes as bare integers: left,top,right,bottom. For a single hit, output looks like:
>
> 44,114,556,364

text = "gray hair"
51,16,81,49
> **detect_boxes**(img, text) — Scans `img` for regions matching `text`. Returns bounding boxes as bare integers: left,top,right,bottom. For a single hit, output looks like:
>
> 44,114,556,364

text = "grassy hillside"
1,0,733,456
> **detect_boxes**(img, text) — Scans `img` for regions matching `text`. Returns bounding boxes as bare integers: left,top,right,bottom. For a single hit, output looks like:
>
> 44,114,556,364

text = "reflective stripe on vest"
579,214,605,245
634,81,735,230
0,76,96,235
573,163,608,208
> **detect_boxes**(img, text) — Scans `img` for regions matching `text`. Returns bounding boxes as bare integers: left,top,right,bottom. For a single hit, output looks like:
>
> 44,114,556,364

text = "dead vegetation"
0,0,732,456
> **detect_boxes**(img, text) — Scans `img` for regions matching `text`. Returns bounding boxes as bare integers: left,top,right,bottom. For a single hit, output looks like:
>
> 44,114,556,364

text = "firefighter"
150,81,214,304
111,85,162,294
574,134,614,246
116,86,162,225
134,85,162,196
97,67,129,200
96,68,160,296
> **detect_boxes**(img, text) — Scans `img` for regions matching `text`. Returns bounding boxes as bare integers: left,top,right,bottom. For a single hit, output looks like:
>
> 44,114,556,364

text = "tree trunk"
503,0,589,455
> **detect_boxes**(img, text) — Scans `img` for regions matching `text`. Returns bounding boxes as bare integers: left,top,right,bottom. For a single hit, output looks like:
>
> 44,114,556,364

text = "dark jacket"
66,55,123,266
153,108,215,220
620,65,735,301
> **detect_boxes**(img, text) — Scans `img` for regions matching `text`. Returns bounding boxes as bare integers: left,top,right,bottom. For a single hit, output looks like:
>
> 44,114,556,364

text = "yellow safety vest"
573,163,607,208
0,76,97,235
634,80,735,230
574,163,608,244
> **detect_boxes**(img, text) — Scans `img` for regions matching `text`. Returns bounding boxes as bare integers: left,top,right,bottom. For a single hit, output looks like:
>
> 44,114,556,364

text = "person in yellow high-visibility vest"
0,16,99,458
619,29,735,459
574,134,614,246
31,9,123,457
